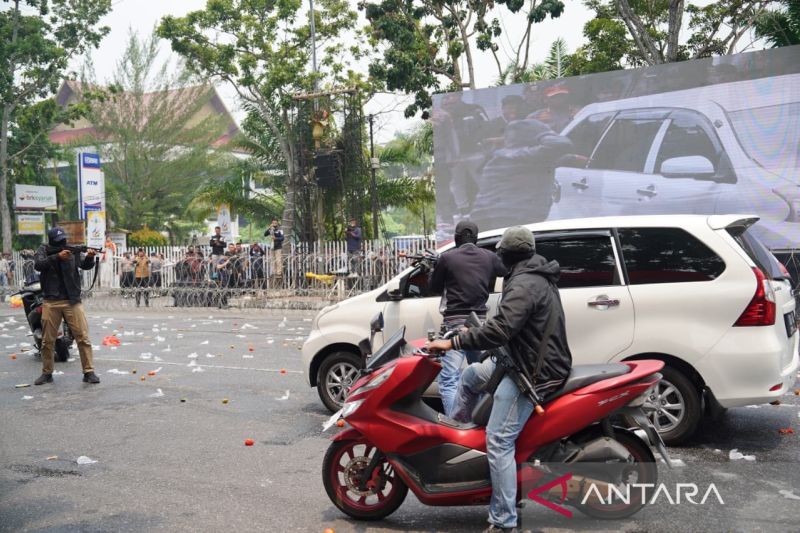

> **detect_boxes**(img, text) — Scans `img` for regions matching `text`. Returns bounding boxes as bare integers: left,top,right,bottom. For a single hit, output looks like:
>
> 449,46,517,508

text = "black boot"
34,373,53,385
83,372,100,384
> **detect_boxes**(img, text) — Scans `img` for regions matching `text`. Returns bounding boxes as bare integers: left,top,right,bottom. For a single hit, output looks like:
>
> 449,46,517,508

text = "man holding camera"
32,227,100,385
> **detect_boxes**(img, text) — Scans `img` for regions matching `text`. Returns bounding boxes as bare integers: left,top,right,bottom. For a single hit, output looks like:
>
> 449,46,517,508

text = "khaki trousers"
272,249,283,277
41,300,94,375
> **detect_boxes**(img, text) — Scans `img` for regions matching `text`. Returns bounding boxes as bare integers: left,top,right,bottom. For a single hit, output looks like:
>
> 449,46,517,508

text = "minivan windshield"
729,102,800,172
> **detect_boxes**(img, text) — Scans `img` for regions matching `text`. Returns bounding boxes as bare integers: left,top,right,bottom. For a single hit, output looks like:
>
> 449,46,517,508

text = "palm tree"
755,0,800,47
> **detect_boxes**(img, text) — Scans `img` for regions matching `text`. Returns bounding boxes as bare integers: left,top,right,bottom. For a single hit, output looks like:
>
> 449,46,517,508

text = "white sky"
72,0,593,143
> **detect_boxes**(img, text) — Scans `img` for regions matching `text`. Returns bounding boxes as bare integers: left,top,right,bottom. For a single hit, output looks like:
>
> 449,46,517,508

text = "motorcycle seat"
545,363,630,401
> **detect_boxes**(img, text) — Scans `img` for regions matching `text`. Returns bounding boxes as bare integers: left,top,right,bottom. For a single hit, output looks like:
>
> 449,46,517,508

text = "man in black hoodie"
427,226,572,533
32,227,100,385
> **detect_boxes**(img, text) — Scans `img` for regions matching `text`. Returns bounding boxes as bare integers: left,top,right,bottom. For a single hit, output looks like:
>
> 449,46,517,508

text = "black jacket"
429,243,507,317
453,254,572,385
34,244,95,303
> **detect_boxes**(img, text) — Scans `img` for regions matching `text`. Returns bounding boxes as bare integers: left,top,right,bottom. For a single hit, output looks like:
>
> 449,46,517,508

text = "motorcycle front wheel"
323,438,407,520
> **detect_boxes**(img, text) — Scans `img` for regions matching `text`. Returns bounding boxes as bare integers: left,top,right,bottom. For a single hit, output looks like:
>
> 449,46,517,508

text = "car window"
727,226,787,281
618,227,726,284
588,118,665,172
566,112,615,159
536,235,618,288
654,111,736,183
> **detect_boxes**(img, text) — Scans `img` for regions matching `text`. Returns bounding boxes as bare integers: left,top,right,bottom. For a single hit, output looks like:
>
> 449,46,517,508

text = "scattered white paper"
154,356,163,362
187,352,198,359
106,369,129,375
187,360,197,367
200,340,209,345
780,490,800,501
162,346,171,353
21,395,34,400
68,357,76,361
241,323,258,330
277,390,290,401
76,456,97,465
53,370,64,376
152,367,163,374
139,353,152,360
19,341,31,347
191,366,205,373
155,336,165,343
668,458,686,467
149,388,164,398
236,334,246,338
267,339,274,344
205,353,216,358
103,318,114,324
242,355,254,359
729,449,756,461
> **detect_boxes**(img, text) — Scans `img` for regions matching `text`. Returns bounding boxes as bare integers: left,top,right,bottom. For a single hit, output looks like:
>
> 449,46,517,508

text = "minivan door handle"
588,296,620,310
636,184,657,198
571,177,589,191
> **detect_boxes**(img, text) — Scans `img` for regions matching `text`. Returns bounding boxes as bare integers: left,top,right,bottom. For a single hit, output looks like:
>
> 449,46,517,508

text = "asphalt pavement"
0,307,798,533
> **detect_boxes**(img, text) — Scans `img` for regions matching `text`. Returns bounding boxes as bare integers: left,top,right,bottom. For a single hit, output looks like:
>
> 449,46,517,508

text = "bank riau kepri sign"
14,184,57,211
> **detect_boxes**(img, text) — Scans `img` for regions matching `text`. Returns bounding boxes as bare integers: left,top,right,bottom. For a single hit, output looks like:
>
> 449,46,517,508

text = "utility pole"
309,0,319,98
368,114,379,241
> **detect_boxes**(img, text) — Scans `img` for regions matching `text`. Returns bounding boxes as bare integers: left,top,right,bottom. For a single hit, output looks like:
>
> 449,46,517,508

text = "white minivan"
302,215,799,444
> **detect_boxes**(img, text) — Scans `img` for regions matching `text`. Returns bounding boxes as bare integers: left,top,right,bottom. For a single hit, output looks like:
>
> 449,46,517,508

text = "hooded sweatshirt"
453,254,572,386
34,244,95,303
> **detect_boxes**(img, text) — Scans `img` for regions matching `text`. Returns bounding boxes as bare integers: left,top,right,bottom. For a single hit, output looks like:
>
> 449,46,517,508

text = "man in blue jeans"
428,226,572,533
428,220,506,417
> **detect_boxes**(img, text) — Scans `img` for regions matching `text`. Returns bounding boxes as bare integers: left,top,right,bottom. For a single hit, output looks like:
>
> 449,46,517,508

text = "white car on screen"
302,214,799,445
552,73,800,250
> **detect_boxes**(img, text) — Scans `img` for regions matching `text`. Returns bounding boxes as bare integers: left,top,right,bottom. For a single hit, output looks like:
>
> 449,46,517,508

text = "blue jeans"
453,358,533,529
439,348,481,417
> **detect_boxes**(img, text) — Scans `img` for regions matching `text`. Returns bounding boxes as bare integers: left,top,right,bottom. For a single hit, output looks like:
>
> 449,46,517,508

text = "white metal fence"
2,237,437,310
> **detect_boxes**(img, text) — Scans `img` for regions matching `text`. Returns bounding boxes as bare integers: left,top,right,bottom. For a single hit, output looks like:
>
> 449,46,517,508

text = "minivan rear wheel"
649,366,701,446
318,351,362,413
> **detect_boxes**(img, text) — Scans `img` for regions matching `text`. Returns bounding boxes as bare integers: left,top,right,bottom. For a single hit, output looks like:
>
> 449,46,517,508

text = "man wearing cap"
428,220,507,417
528,85,577,134
32,227,100,385
427,226,572,533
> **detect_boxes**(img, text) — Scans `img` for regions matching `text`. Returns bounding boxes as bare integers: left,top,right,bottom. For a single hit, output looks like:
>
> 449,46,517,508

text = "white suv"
302,215,799,444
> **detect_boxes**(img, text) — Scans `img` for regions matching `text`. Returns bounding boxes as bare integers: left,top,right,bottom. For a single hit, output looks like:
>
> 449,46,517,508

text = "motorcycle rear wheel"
55,338,71,362
572,430,657,519
323,438,408,520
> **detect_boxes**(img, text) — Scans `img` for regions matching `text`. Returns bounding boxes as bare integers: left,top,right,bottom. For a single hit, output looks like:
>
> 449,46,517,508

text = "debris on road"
780,490,800,501
106,369,130,375
244,438,255,446
15,383,30,388
46,456,58,461
102,336,120,346
149,389,164,398
191,367,205,373
778,428,795,435
222,398,229,404
76,456,97,465
21,395,33,400
187,352,198,359
277,390,290,401
729,449,756,461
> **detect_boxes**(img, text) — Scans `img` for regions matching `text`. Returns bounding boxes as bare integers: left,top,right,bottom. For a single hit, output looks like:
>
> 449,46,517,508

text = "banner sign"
77,152,105,220
16,213,45,235
86,211,106,249
431,45,800,250
217,204,233,241
14,184,57,211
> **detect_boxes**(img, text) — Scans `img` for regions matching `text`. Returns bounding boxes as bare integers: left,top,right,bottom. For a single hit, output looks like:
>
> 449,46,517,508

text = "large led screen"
432,46,800,250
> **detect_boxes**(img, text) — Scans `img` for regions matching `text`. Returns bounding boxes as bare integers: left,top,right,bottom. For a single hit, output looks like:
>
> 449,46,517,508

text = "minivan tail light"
734,267,776,327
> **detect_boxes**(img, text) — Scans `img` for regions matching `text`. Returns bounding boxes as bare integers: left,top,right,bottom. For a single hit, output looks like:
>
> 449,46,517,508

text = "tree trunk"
666,0,685,63
1,106,13,254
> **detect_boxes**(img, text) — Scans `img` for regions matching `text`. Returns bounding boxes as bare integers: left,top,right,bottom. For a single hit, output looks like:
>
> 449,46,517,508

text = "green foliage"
128,227,168,247
157,0,368,237
79,30,235,233
362,0,565,117
0,0,112,253
755,0,800,47
571,0,777,73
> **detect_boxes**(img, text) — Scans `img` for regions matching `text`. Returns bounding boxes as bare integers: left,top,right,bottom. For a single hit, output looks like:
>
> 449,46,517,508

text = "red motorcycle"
322,317,671,521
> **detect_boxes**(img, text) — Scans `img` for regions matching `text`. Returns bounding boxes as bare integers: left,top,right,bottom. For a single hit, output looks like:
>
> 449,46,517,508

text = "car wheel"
318,351,362,413
648,366,701,446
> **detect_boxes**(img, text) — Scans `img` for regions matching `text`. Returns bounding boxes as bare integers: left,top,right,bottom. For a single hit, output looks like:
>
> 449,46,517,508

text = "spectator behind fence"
345,217,362,276
133,248,150,307
101,235,117,288
250,242,266,288
120,252,134,296
210,226,226,258
149,252,162,291
0,253,9,286
264,219,284,280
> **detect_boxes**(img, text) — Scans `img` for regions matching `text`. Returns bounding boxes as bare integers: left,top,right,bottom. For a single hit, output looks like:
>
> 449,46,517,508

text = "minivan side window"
588,118,665,172
535,236,618,288
618,227,725,284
